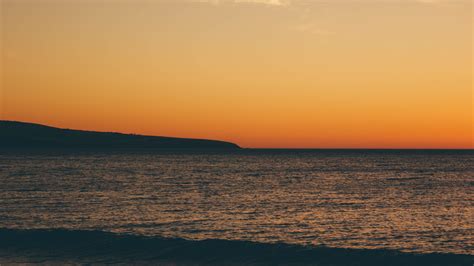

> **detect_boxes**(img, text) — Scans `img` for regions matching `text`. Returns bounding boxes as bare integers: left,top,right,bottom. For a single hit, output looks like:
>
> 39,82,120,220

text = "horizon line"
244,148,474,151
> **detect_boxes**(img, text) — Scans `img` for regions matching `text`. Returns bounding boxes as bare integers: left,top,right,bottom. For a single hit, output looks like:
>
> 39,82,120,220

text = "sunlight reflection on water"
0,150,472,254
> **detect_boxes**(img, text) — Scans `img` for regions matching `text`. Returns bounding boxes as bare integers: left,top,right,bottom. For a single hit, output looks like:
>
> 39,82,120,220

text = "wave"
0,228,472,265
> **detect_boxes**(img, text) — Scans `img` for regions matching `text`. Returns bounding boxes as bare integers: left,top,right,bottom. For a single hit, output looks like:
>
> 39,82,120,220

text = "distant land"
0,121,240,150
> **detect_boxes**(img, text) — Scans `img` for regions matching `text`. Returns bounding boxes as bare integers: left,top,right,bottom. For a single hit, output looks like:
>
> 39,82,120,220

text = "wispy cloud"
189,0,290,6
188,0,452,6
290,23,334,36
234,0,289,5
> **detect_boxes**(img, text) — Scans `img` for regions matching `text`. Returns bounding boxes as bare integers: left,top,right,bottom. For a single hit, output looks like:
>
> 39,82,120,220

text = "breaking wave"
0,228,471,265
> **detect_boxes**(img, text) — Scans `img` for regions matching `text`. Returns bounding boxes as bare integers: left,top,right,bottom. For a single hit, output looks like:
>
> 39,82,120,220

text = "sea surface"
0,150,473,263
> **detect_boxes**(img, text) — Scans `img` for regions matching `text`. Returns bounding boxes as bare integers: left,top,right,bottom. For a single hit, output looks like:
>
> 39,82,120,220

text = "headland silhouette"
0,120,240,150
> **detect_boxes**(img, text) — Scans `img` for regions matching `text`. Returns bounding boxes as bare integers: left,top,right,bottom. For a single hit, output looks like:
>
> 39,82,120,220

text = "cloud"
188,0,453,6
189,0,290,6
290,23,334,36
234,0,289,5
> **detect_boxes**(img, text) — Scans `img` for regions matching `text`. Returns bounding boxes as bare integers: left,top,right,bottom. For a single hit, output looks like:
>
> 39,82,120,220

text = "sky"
1,0,472,148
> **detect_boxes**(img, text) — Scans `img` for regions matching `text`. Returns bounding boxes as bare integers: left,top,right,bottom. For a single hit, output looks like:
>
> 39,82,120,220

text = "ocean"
0,150,472,264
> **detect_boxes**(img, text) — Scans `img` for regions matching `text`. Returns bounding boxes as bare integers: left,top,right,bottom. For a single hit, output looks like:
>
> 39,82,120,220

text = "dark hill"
0,121,240,150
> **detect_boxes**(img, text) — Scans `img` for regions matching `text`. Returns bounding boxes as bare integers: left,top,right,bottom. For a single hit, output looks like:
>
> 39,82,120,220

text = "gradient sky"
1,0,472,148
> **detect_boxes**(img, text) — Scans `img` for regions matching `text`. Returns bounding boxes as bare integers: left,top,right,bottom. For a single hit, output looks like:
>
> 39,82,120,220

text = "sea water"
0,150,472,256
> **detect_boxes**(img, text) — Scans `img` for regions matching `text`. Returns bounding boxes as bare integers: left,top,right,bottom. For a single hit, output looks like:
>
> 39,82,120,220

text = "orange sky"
1,0,473,148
